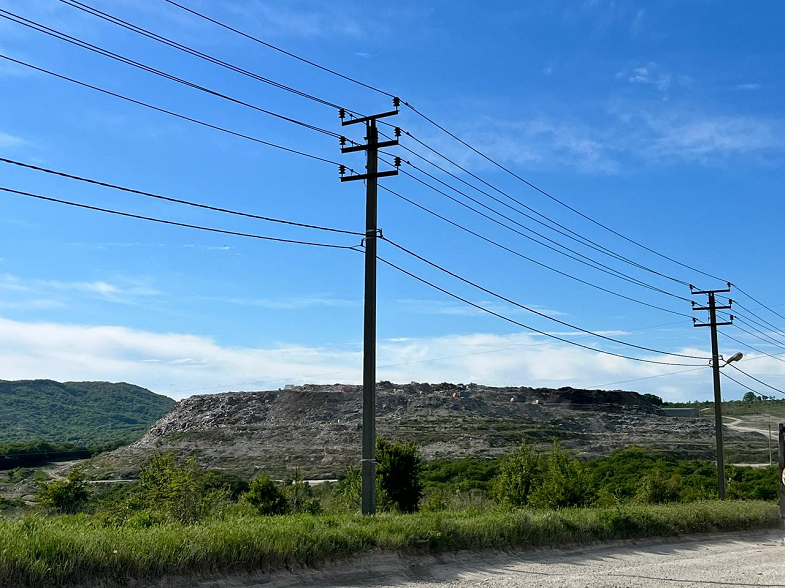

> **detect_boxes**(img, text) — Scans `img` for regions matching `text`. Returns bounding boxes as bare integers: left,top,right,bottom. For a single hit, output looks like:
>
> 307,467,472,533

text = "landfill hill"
86,381,768,479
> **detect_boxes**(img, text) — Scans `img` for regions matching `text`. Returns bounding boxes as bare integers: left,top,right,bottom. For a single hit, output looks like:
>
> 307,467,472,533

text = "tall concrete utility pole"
340,101,399,514
691,284,733,500
779,423,784,520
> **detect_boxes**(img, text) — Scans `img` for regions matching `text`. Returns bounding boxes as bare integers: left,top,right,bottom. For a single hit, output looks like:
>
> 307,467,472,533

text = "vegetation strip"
0,501,780,587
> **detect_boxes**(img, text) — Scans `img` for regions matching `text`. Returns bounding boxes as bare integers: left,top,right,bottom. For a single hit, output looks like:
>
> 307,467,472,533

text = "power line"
732,284,785,323
0,157,362,236
380,237,709,360
389,163,692,303
0,186,360,250
587,367,707,390
395,155,691,290
170,319,687,394
719,370,765,396
0,54,345,168
731,301,785,339
728,363,785,397
378,184,692,318
58,0,360,115
162,0,396,101
159,0,731,291
376,254,706,367
400,103,728,286
0,9,342,139
729,315,785,352
718,330,785,365
384,131,694,289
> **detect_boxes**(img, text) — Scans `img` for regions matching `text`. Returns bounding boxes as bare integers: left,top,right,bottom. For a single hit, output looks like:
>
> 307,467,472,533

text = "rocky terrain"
85,382,769,480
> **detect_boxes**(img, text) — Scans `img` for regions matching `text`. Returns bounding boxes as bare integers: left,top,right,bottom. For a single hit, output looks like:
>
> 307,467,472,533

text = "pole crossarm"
341,109,399,126
340,169,399,182
341,139,398,153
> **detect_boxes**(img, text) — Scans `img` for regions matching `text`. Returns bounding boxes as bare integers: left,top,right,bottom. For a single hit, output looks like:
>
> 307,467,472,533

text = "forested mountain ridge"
0,380,175,448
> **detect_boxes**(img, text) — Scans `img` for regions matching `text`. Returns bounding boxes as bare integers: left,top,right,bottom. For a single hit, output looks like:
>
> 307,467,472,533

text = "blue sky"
0,0,783,400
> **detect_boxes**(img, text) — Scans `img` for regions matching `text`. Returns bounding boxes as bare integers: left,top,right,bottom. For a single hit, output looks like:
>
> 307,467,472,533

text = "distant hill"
0,380,175,448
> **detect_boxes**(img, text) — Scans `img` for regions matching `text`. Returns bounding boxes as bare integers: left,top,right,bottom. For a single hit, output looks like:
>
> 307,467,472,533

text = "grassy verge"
0,501,780,587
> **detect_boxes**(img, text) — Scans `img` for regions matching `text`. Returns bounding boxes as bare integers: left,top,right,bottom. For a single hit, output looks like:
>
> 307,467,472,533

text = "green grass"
0,501,780,587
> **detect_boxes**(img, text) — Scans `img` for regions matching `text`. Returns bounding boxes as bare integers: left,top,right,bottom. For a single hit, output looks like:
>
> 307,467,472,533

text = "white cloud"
735,83,761,91
620,62,672,92
630,9,644,36
217,295,355,310
0,316,764,402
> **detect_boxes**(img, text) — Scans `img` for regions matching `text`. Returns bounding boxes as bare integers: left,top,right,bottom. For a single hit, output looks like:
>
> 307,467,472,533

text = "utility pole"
779,423,784,520
340,100,399,515
691,284,733,499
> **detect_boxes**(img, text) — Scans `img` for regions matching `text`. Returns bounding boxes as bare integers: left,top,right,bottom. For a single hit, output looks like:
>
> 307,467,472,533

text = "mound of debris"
87,382,764,480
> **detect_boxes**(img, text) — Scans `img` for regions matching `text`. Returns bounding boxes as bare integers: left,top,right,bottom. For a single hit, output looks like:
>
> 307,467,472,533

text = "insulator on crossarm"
393,96,400,109
339,108,345,120
394,156,401,168
394,126,402,138
339,136,347,146
339,164,346,176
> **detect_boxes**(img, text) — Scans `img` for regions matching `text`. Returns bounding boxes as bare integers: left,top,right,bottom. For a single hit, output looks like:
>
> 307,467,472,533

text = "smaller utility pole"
339,100,400,515
779,423,785,520
692,283,733,500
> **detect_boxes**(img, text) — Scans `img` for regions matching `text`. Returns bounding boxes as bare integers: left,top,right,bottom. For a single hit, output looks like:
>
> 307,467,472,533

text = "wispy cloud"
217,294,356,310
0,131,25,149
397,299,568,318
618,62,672,92
0,273,160,306
735,83,761,91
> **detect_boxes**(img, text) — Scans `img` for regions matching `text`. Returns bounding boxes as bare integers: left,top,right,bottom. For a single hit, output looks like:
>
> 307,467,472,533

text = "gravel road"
190,530,785,588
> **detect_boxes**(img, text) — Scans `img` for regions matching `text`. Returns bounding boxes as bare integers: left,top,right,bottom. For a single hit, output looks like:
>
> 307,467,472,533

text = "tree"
245,474,288,515
284,466,321,514
38,469,90,513
376,437,423,513
492,442,542,507
742,391,759,403
642,393,663,406
636,470,682,504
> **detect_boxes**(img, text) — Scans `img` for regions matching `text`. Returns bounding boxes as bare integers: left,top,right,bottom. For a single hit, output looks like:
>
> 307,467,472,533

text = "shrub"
492,442,542,507
37,469,90,514
244,474,288,516
529,442,595,509
636,470,682,504
284,467,322,515
376,437,424,513
137,453,229,523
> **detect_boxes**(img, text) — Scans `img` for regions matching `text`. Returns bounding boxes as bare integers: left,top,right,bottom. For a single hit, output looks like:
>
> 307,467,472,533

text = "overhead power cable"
718,330,785,365
0,187,359,250
730,301,785,339
0,9,341,139
383,130,693,288
719,370,766,397
732,285,785,323
162,0,396,101
728,315,785,352
387,162,691,304
0,157,362,236
57,0,360,115
0,54,344,168
728,363,785,396
171,319,688,394
587,366,707,390
380,237,709,360
375,254,706,367
378,184,692,318
396,153,689,286
159,0,743,300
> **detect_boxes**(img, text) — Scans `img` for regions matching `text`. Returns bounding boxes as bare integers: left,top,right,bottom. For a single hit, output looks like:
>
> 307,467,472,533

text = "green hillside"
0,380,175,448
